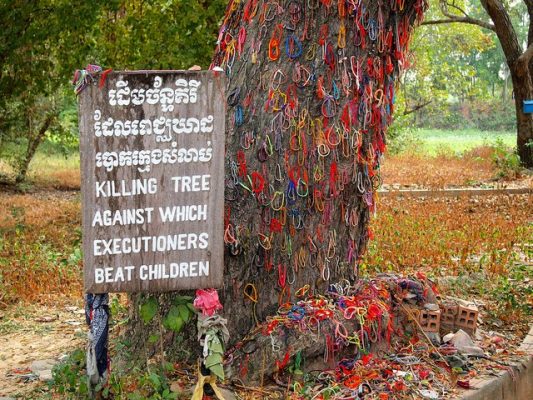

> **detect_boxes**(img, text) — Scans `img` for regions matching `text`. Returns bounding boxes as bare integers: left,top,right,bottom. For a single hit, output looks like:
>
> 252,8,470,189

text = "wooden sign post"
78,70,225,293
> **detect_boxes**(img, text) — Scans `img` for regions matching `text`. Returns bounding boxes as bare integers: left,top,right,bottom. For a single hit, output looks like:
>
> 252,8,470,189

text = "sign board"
78,70,225,293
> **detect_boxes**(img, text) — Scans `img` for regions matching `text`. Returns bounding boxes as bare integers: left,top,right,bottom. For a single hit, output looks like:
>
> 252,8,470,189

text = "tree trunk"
15,113,56,183
511,68,533,168
126,0,427,365
480,0,533,168
211,0,427,342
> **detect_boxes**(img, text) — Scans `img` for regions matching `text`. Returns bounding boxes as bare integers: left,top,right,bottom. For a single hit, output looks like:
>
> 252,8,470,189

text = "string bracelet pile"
223,274,472,399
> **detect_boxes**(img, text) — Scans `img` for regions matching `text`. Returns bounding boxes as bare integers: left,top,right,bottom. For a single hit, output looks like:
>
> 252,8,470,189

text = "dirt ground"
0,302,85,398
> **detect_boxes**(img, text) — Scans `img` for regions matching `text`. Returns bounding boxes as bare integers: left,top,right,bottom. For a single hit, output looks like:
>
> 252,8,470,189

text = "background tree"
395,16,494,125
0,0,105,183
422,0,533,166
0,0,227,184
93,0,226,71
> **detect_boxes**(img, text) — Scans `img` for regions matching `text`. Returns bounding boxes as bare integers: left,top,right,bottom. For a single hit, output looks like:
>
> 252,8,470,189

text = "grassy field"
414,128,515,155
30,141,80,172
0,141,80,189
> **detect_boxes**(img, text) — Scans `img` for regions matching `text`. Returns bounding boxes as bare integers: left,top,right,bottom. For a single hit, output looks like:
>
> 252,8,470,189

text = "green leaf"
204,353,223,368
148,334,160,344
164,390,178,400
209,364,225,381
140,297,158,324
163,361,175,373
148,372,162,390
209,340,224,354
177,304,190,322
172,295,193,305
163,306,184,332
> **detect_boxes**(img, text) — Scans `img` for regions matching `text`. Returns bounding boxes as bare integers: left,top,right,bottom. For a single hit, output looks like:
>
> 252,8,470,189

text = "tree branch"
392,100,432,122
516,43,533,79
518,43,533,64
447,3,470,18
480,0,522,65
402,100,433,116
422,0,495,31
421,18,495,31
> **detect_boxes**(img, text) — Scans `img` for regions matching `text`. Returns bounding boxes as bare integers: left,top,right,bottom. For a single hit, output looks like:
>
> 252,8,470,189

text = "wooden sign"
78,71,225,293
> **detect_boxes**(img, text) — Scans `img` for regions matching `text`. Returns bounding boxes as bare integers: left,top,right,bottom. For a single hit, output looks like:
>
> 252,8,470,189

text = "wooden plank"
78,70,225,293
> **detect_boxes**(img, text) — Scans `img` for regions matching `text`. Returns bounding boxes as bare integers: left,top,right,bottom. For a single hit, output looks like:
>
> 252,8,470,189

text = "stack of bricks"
405,299,479,336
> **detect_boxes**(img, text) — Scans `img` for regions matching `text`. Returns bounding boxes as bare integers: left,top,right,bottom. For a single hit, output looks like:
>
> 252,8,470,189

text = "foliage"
486,269,532,323
0,193,82,304
140,297,160,324
396,0,527,143
51,348,90,396
140,295,195,333
386,122,423,155
52,349,181,399
0,0,106,182
386,127,515,160
0,140,81,189
93,0,226,71
440,263,532,332
163,297,195,333
412,0,533,167
491,138,523,179
396,0,496,123
412,100,516,131
0,0,226,183
361,194,531,273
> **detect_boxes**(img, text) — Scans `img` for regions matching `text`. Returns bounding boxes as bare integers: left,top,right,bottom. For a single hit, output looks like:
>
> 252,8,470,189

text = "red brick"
455,305,478,334
419,309,441,333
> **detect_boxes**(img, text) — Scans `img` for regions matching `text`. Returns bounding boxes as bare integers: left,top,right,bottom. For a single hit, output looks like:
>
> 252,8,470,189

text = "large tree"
210,0,427,341
126,0,429,365
422,0,533,167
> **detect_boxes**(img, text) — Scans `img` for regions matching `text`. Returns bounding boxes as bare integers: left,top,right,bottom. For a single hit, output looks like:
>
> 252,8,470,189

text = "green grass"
0,140,79,182
415,128,516,155
29,141,80,175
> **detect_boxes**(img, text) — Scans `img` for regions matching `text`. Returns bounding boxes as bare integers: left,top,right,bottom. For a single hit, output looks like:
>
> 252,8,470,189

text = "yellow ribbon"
191,364,226,400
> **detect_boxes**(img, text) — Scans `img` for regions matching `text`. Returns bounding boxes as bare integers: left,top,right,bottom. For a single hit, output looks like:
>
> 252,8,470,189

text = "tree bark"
15,113,56,183
209,0,427,343
512,63,533,168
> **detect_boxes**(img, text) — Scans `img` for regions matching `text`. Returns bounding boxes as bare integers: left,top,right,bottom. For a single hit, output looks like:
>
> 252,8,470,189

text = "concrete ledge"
456,326,533,400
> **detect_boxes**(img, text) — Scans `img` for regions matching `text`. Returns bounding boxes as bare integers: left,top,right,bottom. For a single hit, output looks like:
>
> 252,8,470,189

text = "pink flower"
194,289,223,316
